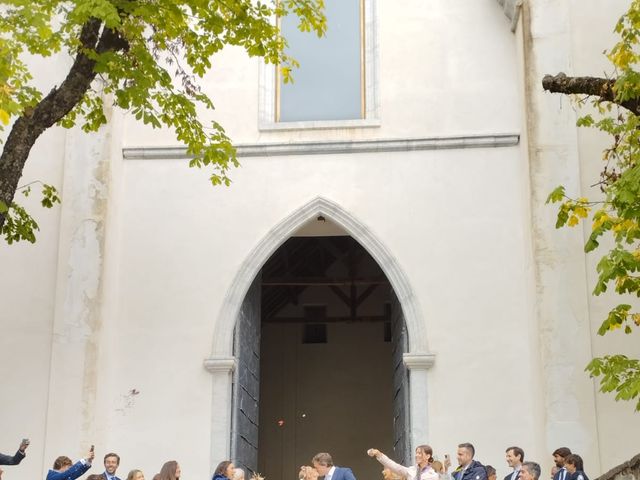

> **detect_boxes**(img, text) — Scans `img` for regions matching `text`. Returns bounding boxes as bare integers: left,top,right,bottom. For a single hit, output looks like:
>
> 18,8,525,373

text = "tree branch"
542,72,640,115
0,19,129,231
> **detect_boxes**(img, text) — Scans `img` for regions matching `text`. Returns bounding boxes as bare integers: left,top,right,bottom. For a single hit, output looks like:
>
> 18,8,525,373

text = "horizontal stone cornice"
123,133,520,160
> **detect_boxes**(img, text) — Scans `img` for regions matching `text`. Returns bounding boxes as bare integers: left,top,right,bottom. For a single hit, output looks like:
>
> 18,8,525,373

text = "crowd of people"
0,439,590,480
297,444,589,480
0,443,180,480
364,444,589,480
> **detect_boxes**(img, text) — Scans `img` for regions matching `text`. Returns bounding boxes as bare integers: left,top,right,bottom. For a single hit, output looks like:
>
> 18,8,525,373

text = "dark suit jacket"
568,471,589,480
330,467,356,480
554,468,568,480
504,469,521,480
452,461,488,480
103,473,122,480
0,449,25,466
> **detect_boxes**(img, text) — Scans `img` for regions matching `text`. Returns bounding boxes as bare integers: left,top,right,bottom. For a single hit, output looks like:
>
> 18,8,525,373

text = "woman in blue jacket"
212,461,235,480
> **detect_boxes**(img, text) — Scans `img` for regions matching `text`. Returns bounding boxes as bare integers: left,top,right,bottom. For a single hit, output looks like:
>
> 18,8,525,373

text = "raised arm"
46,461,91,480
46,448,93,480
368,449,412,479
0,441,28,466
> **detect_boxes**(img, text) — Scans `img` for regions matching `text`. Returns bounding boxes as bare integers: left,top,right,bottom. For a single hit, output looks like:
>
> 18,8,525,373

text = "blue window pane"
279,0,362,122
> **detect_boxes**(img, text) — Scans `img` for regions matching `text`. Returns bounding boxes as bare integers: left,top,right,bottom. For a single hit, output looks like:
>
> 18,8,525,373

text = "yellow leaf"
575,206,589,218
592,210,610,230
632,313,640,326
0,109,10,125
568,215,580,227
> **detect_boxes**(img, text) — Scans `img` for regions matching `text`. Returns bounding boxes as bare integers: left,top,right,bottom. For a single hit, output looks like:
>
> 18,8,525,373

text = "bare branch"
542,72,640,115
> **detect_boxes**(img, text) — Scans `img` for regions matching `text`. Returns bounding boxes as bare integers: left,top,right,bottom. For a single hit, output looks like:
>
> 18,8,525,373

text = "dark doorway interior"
232,234,410,480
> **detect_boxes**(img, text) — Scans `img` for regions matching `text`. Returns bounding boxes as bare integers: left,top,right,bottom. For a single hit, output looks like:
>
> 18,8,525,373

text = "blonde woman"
127,470,145,480
382,469,401,480
232,470,245,480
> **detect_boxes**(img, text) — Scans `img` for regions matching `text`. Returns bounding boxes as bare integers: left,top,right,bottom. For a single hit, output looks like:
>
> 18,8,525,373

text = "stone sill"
258,118,382,132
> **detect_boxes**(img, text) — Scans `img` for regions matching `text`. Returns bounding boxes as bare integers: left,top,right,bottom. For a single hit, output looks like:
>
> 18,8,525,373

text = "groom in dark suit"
312,453,356,480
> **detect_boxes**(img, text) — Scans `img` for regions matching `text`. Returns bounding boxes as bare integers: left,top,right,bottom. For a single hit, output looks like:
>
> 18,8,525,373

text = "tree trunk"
0,19,127,233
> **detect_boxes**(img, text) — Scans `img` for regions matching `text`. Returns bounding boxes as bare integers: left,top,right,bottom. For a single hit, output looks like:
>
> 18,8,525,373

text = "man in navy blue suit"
312,453,356,480
46,447,95,480
101,453,121,480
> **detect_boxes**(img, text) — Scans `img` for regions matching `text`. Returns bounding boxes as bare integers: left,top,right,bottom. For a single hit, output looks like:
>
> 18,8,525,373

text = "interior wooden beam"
329,285,351,307
263,315,388,324
263,276,388,286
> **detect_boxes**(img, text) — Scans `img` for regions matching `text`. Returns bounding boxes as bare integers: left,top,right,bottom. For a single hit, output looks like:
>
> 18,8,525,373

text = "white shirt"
325,466,336,480
377,454,439,480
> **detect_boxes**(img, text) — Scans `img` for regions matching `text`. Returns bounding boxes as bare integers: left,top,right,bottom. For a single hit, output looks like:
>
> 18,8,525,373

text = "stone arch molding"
209,195,430,357
203,196,435,461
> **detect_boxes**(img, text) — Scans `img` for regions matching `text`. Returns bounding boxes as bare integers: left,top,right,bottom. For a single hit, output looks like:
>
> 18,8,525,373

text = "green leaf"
546,186,566,204
577,114,595,127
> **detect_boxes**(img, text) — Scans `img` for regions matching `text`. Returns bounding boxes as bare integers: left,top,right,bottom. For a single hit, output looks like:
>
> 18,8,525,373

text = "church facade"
1,2,639,480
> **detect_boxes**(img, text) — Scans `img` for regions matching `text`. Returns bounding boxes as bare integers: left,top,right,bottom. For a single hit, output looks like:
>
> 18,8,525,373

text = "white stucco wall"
0,127,67,480
0,49,74,480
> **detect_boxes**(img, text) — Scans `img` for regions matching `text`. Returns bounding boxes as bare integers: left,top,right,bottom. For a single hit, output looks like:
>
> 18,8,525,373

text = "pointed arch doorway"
204,198,435,480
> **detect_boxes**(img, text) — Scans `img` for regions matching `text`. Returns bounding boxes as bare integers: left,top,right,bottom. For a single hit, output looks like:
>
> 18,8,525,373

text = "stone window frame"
258,0,380,131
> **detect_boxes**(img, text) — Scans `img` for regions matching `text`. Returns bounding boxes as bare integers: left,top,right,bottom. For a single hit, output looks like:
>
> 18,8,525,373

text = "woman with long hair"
158,461,181,480
368,446,439,480
212,461,235,480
